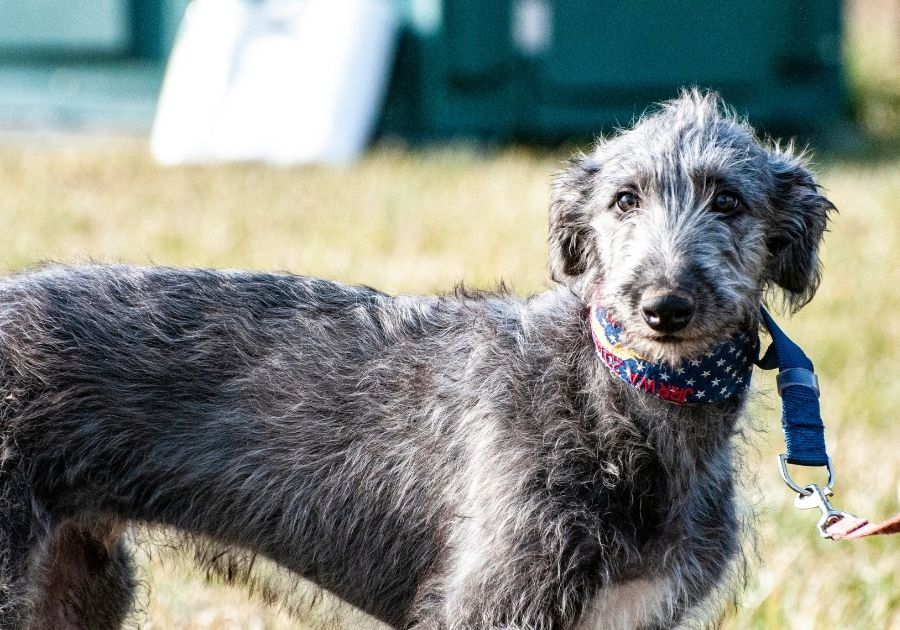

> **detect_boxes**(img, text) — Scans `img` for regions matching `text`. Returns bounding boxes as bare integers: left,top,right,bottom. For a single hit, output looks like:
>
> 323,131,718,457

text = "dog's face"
550,91,834,363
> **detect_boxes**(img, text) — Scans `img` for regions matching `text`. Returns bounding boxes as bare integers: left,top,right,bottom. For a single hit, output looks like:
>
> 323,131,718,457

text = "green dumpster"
379,0,845,141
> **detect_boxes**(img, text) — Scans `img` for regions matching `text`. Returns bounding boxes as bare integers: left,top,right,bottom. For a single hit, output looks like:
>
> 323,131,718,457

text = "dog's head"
550,90,834,363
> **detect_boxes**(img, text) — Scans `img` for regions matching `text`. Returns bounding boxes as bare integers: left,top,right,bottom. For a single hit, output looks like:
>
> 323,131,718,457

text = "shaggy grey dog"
0,91,833,629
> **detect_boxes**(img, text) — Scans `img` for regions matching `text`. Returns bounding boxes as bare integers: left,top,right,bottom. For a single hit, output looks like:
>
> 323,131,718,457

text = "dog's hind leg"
28,519,136,630
1,463,133,630
0,469,47,629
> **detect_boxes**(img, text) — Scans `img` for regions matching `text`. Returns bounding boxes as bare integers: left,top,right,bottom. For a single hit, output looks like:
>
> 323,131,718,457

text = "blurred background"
0,1,897,628
0,0,895,148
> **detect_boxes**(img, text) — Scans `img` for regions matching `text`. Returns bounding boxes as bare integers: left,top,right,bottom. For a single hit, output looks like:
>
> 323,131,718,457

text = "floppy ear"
765,149,835,311
549,155,600,286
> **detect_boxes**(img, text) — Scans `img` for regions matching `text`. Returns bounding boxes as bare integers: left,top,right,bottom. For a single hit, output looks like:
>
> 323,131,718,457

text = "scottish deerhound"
0,91,833,629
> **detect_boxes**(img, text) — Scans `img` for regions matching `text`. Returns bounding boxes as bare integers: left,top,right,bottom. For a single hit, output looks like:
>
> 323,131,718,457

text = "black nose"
640,291,695,333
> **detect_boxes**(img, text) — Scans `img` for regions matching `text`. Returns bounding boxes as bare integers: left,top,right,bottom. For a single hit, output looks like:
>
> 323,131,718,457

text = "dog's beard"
602,305,753,367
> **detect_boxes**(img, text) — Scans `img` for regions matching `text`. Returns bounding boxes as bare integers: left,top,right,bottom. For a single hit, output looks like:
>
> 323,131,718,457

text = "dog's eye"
712,191,740,213
616,191,639,212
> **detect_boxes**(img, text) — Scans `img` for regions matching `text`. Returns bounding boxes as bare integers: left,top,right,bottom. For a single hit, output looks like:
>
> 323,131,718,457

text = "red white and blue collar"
589,304,756,405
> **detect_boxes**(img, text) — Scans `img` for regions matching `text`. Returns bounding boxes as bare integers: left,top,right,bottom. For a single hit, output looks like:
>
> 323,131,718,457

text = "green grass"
0,139,897,629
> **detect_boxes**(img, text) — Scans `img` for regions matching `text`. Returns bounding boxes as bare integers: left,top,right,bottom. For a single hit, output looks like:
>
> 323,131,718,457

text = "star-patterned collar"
589,304,757,405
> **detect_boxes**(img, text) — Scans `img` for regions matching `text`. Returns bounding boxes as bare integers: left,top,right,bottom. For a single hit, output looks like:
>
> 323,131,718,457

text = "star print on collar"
589,305,757,405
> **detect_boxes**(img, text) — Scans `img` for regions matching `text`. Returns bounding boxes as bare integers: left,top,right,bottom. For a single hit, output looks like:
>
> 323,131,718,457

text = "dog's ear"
765,148,835,311
549,155,600,286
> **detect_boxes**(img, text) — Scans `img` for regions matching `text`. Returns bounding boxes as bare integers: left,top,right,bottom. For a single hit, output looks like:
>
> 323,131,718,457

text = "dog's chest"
575,576,674,630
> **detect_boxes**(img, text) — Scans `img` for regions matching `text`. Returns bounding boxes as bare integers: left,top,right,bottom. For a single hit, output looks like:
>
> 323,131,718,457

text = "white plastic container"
150,0,399,165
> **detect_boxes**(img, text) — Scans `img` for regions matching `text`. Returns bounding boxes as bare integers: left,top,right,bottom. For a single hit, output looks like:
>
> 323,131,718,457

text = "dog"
0,90,833,629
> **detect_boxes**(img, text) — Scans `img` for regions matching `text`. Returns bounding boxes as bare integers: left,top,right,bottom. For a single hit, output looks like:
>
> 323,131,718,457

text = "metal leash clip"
779,455,856,538
793,484,858,539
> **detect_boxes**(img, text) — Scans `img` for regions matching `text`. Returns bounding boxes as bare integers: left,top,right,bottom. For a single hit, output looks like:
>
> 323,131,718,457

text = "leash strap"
755,307,829,467
757,307,899,540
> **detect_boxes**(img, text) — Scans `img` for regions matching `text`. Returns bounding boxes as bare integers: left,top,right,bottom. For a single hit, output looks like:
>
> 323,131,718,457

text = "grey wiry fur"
0,91,833,629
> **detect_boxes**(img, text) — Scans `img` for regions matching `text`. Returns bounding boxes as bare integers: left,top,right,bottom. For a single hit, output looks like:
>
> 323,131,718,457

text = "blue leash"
755,307,829,467
758,308,900,540
755,306,857,538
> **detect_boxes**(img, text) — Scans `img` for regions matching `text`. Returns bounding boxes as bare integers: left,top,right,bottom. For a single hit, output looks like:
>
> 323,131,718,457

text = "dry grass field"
0,3,898,628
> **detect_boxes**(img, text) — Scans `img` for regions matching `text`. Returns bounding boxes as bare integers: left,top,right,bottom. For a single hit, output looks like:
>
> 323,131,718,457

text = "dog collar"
588,304,756,405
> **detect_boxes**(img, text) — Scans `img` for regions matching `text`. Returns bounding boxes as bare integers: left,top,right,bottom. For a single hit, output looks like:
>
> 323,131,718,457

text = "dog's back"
0,265,444,624
1,265,575,628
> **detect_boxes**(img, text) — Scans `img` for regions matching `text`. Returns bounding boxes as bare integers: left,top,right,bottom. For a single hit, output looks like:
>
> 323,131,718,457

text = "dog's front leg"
403,516,593,630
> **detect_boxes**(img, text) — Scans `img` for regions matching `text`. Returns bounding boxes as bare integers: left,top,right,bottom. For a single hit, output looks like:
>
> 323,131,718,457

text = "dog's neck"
557,299,749,527
588,305,757,406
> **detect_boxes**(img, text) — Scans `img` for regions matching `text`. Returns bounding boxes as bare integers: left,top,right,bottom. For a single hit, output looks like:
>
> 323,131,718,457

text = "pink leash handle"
791,480,900,541
826,513,900,540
